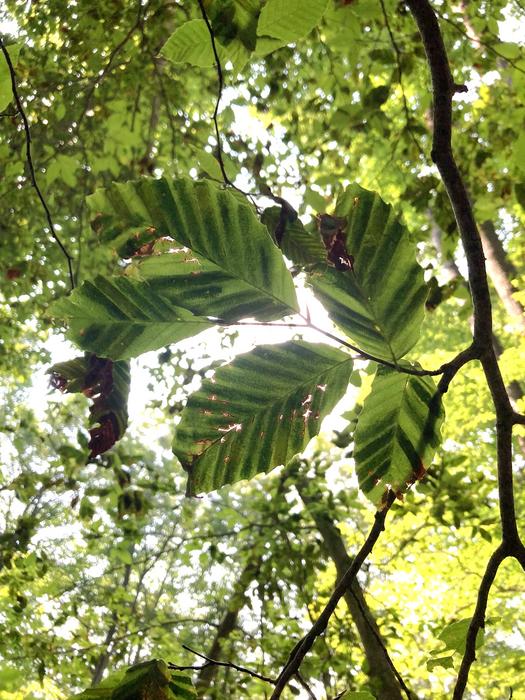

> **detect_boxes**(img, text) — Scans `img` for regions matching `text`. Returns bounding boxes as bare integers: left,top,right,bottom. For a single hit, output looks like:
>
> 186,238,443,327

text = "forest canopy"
0,1,525,699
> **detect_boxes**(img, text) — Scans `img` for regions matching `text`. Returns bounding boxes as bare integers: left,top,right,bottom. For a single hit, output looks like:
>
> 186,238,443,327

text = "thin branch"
294,671,318,699
513,411,525,425
196,0,232,187
405,3,525,698
269,491,396,699
379,0,424,158
76,2,145,129
220,317,475,380
347,587,412,700
452,544,506,699
171,644,275,685
0,37,75,289
435,8,525,76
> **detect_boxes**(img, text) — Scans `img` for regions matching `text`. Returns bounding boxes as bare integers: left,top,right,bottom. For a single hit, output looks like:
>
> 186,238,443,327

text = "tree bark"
430,215,525,455
91,561,133,686
197,554,262,696
479,220,525,332
297,485,407,700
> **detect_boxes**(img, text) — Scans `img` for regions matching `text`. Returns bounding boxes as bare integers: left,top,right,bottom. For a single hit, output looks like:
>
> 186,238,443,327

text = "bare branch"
405,2,525,697
270,491,396,699
196,0,232,188
170,644,276,685
0,37,75,289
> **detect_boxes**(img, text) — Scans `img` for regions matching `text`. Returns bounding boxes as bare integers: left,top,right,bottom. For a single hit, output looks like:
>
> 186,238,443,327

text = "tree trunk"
91,561,133,686
298,484,407,700
431,215,525,455
197,554,262,696
479,220,525,332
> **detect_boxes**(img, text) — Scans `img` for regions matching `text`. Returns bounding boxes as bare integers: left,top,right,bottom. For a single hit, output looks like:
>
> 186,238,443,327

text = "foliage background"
0,0,524,698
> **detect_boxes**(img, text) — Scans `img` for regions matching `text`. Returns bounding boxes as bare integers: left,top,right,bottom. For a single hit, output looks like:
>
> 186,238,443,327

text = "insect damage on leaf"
317,213,354,271
49,354,130,457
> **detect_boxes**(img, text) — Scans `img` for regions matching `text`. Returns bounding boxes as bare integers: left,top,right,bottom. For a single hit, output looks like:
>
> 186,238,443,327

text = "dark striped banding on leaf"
87,177,298,320
52,178,298,361
173,341,353,495
353,365,445,507
49,355,130,457
51,275,213,361
309,184,428,363
261,205,326,265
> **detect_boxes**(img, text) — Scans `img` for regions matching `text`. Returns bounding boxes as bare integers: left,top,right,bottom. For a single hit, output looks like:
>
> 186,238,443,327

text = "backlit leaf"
52,178,297,359
309,184,428,363
256,0,329,54
70,659,196,699
173,341,353,494
160,20,218,68
353,365,444,506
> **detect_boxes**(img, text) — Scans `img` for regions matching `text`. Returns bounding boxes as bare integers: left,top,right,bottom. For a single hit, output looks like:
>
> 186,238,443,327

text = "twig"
347,587,412,700
220,317,475,380
379,0,424,158
295,671,317,699
196,0,232,187
269,491,396,699
77,2,145,129
435,8,525,76
452,544,506,699
0,37,75,289
171,644,275,685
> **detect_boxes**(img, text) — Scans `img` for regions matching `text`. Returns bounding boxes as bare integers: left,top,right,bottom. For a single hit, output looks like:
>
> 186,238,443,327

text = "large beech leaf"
49,355,130,457
53,178,297,359
353,366,444,507
309,184,428,363
51,276,213,360
173,341,353,495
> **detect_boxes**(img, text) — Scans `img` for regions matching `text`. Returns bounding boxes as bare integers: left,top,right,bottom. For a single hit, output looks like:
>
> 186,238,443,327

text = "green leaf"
160,20,218,68
173,341,353,494
363,84,390,108
192,147,237,182
514,182,525,209
0,43,21,111
353,366,444,506
261,206,326,265
50,276,214,360
256,0,329,54
495,42,521,60
512,132,525,175
53,178,297,359
309,184,428,363
70,660,196,699
48,355,130,457
436,618,485,655
426,656,455,671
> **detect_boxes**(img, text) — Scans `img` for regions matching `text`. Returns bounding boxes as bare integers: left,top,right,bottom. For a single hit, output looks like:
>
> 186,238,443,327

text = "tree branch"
269,491,396,699
196,0,232,188
0,37,75,289
452,544,506,700
405,2,524,697
171,644,276,686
